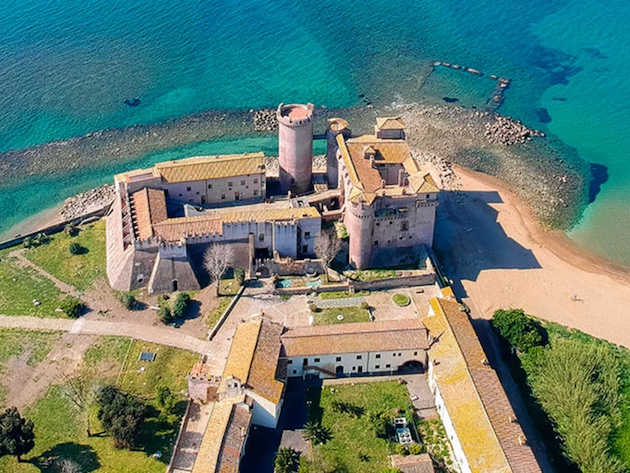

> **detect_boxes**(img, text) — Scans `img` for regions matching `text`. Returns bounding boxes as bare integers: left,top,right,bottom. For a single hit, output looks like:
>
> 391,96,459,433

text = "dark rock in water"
442,97,459,103
588,162,609,204
552,97,567,102
358,93,365,98
124,98,141,107
535,107,552,124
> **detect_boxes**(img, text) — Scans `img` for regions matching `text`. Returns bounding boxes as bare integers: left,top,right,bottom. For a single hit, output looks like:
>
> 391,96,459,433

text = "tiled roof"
390,453,435,473
281,319,429,357
192,396,252,473
376,117,406,130
130,188,168,240
150,206,320,242
219,318,285,404
425,297,541,473
155,153,265,184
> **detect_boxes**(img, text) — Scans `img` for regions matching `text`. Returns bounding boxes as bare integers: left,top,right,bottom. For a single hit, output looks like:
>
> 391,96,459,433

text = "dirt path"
10,249,81,297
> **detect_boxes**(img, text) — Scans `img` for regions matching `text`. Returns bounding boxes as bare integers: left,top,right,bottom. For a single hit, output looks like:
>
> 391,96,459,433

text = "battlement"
276,103,314,127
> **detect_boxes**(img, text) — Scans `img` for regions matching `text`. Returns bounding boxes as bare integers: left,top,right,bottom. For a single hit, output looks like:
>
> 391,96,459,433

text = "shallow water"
0,0,628,264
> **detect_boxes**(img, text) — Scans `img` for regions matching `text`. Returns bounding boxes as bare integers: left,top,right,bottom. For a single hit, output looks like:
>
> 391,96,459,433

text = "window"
352,366,356,371
303,358,308,366
287,360,293,364
235,192,240,201
389,221,393,225
386,364,391,368
414,351,418,356
375,365,380,369
393,353,397,357
186,186,191,191
302,245,308,253
401,220,409,231
336,356,342,362
253,189,258,196
305,231,311,237
293,370,297,374
376,222,380,226
241,180,246,185
208,183,213,189
374,240,379,246
356,355,362,360
178,193,182,197
254,178,259,184
258,233,265,242
221,194,226,200
196,191,200,195
426,194,430,199
314,358,320,363
375,354,381,359
228,181,233,187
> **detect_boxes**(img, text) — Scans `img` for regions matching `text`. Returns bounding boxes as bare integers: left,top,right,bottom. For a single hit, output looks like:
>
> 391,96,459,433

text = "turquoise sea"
0,0,628,265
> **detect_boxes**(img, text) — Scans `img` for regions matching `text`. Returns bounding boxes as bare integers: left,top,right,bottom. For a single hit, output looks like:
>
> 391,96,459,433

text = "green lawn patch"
118,341,198,398
206,296,234,329
343,269,396,282
318,290,369,300
305,381,414,472
219,278,241,296
392,294,410,307
24,220,106,291
84,337,132,369
313,306,370,325
0,252,66,317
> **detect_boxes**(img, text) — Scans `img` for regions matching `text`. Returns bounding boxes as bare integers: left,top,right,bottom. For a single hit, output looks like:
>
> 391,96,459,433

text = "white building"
281,319,429,378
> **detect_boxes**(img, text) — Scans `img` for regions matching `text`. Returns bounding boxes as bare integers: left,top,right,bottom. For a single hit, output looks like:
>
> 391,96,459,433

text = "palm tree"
302,420,332,445
274,447,300,473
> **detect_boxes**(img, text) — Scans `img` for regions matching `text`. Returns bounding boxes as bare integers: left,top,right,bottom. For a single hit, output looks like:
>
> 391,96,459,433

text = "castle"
106,104,439,293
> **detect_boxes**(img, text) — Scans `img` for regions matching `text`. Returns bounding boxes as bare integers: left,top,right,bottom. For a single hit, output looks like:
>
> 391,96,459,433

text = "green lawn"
118,341,199,398
343,269,396,282
219,278,241,296
318,290,369,300
24,220,107,291
313,306,370,325
0,335,196,473
206,296,234,329
0,252,66,317
305,381,414,472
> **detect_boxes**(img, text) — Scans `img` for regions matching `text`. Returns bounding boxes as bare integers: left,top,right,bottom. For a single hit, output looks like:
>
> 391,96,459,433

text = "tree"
156,386,175,413
234,268,245,285
60,297,84,319
96,385,146,449
203,244,235,296
0,407,35,462
158,305,173,324
69,242,82,255
314,229,341,283
59,368,97,437
408,443,422,455
302,421,331,445
116,291,136,310
172,292,191,318
274,447,300,473
59,459,83,473
492,309,543,352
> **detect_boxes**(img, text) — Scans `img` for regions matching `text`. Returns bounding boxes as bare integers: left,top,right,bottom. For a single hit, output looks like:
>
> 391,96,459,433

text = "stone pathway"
313,295,366,309
169,400,215,473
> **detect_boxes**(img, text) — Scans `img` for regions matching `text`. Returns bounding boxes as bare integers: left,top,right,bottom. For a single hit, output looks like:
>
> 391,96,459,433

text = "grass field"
206,296,234,329
0,251,66,317
24,220,107,291
0,334,197,472
305,381,414,473
318,290,369,300
313,306,370,325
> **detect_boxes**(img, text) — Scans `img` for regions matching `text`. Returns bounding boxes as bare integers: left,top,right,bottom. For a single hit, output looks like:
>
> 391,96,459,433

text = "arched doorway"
256,266,270,278
397,360,424,374
335,365,344,376
172,279,178,292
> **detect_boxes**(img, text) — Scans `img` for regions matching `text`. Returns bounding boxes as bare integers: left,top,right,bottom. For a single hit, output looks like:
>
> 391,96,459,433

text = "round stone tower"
325,118,351,189
346,200,375,269
277,103,314,194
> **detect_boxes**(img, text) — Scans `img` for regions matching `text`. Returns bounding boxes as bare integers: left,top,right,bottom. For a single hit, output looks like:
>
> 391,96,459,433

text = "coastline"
435,164,630,348
0,204,64,241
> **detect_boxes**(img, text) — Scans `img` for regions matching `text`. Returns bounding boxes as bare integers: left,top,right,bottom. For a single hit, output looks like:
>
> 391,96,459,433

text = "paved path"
0,315,213,355
314,295,366,309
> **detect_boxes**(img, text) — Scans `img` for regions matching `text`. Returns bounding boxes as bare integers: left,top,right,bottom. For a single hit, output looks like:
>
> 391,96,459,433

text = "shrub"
492,309,543,352
156,386,175,413
22,236,33,249
172,292,191,318
308,304,318,313
274,446,301,473
368,411,390,438
359,301,370,310
234,268,245,285
116,291,136,310
393,294,410,307
381,469,402,473
408,443,422,455
158,305,173,324
60,297,84,318
394,443,408,455
68,242,82,255
64,223,78,237
96,385,146,449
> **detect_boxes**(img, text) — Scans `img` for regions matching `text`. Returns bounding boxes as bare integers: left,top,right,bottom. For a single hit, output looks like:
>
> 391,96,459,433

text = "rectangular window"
352,366,356,371
305,231,311,237
393,353,397,357
221,194,226,200
208,183,213,189
302,245,308,253
228,182,233,187
303,358,308,366
287,359,293,364
375,365,380,369
356,355,362,360
401,220,409,232
386,364,391,368
374,240,379,246
240,180,245,185
375,354,381,359
314,358,320,363
254,178,259,184
258,233,265,241
253,189,258,196
336,356,341,362
414,351,418,356
235,192,240,201
186,186,192,191
293,370,297,374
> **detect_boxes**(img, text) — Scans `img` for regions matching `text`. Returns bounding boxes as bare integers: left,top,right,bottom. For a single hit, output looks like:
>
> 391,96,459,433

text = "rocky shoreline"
0,102,590,231
60,185,116,221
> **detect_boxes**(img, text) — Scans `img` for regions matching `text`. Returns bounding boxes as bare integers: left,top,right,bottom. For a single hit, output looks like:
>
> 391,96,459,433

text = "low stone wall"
274,282,349,296
269,258,325,277
351,272,436,291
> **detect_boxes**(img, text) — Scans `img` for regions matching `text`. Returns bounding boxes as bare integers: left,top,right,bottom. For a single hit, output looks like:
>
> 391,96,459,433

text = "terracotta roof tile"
390,453,435,473
130,188,167,240
376,116,406,130
155,153,265,184
281,319,429,357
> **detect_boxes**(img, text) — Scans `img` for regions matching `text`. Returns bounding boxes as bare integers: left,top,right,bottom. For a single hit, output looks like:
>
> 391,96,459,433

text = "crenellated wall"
325,118,351,189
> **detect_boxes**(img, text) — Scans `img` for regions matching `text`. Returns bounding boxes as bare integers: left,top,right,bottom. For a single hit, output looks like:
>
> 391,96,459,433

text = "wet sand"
435,165,630,348
1,204,64,241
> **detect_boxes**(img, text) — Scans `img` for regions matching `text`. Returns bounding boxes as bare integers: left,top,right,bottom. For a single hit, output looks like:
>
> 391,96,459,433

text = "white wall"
247,391,281,428
164,173,265,205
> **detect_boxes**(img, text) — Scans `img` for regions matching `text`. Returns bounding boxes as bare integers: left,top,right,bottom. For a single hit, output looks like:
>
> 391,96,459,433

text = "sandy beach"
436,165,630,348
0,203,64,242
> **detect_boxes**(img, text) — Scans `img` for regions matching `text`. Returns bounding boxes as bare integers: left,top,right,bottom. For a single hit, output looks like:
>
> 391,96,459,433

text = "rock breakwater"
60,185,115,220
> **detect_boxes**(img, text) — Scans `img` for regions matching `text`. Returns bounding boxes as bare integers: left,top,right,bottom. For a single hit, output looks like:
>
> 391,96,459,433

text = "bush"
68,242,82,255
308,303,318,313
492,309,543,352
116,292,136,310
158,305,173,325
60,297,84,318
156,386,175,413
234,268,245,285
359,301,370,310
22,236,33,249
64,224,78,237
96,385,146,449
394,443,408,455
172,292,191,318
392,294,410,307
408,443,422,455
381,469,402,473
